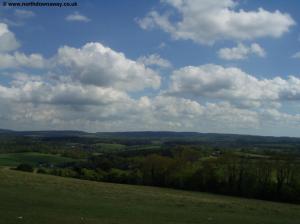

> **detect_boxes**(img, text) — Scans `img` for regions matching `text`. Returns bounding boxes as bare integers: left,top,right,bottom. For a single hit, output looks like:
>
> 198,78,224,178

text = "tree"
141,154,176,186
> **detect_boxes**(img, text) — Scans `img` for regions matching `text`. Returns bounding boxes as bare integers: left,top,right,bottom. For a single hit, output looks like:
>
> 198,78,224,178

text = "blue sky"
1,0,300,136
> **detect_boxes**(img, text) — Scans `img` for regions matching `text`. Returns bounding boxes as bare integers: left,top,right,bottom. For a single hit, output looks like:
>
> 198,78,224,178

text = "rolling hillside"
0,168,299,224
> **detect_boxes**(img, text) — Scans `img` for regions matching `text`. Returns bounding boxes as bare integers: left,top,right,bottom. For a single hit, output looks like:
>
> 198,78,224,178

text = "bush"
37,168,50,174
16,163,34,172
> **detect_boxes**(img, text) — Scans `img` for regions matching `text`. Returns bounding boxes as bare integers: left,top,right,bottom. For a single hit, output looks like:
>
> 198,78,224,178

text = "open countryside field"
0,152,77,167
0,168,299,224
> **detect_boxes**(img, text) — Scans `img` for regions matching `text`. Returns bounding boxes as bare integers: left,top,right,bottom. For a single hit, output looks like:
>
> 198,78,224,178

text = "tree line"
31,147,300,203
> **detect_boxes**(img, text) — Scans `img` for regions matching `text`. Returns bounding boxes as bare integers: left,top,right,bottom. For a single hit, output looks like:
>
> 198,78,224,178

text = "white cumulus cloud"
0,23,20,52
0,52,46,69
168,64,300,107
137,0,295,45
65,12,90,22
0,80,130,106
55,42,161,91
137,54,172,68
218,43,266,60
0,31,299,136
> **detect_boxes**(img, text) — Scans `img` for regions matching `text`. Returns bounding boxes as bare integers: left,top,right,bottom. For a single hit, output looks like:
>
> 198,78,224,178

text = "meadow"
0,152,77,167
0,168,299,224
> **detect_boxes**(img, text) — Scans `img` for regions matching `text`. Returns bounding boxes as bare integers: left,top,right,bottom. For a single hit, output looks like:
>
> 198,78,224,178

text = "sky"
0,0,300,136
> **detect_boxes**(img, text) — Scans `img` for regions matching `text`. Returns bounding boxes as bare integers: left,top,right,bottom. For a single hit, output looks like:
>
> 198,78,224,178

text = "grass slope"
0,169,299,224
0,152,77,167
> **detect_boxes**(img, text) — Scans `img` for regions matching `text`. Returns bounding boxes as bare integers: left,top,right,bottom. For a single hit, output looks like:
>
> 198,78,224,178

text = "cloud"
2,83,299,136
137,0,295,45
65,12,90,22
218,43,266,60
0,23,20,52
0,80,130,106
292,51,300,59
167,64,300,107
0,40,163,130
250,43,266,58
1,71,300,135
55,42,161,91
0,23,46,70
0,34,299,135
0,10,35,27
0,52,46,69
158,42,166,49
137,54,172,68
130,96,300,135
14,10,35,19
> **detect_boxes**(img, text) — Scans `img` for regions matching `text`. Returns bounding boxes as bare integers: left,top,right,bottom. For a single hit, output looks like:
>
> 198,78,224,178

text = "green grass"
0,169,299,224
125,145,161,151
0,152,77,167
94,143,126,153
93,143,161,154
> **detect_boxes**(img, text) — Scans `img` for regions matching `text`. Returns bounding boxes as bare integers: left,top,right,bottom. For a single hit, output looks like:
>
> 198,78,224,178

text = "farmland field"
0,168,299,224
0,152,77,167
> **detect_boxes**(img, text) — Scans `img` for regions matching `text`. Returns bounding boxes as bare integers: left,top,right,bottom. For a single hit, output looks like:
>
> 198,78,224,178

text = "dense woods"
38,147,300,203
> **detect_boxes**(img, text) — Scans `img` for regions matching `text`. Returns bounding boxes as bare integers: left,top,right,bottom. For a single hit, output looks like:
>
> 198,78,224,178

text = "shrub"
16,163,34,172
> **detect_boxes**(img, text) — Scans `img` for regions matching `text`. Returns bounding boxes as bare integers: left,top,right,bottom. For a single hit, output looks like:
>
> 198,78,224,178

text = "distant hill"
0,129,88,137
95,131,201,138
0,129,14,134
1,129,300,149
96,131,299,141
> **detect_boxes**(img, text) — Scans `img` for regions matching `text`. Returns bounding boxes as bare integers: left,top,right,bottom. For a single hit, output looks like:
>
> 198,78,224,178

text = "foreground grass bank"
0,169,299,224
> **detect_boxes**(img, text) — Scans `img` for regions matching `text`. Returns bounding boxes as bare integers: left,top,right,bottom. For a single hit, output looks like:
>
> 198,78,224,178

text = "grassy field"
94,143,126,153
0,169,299,224
0,152,77,167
